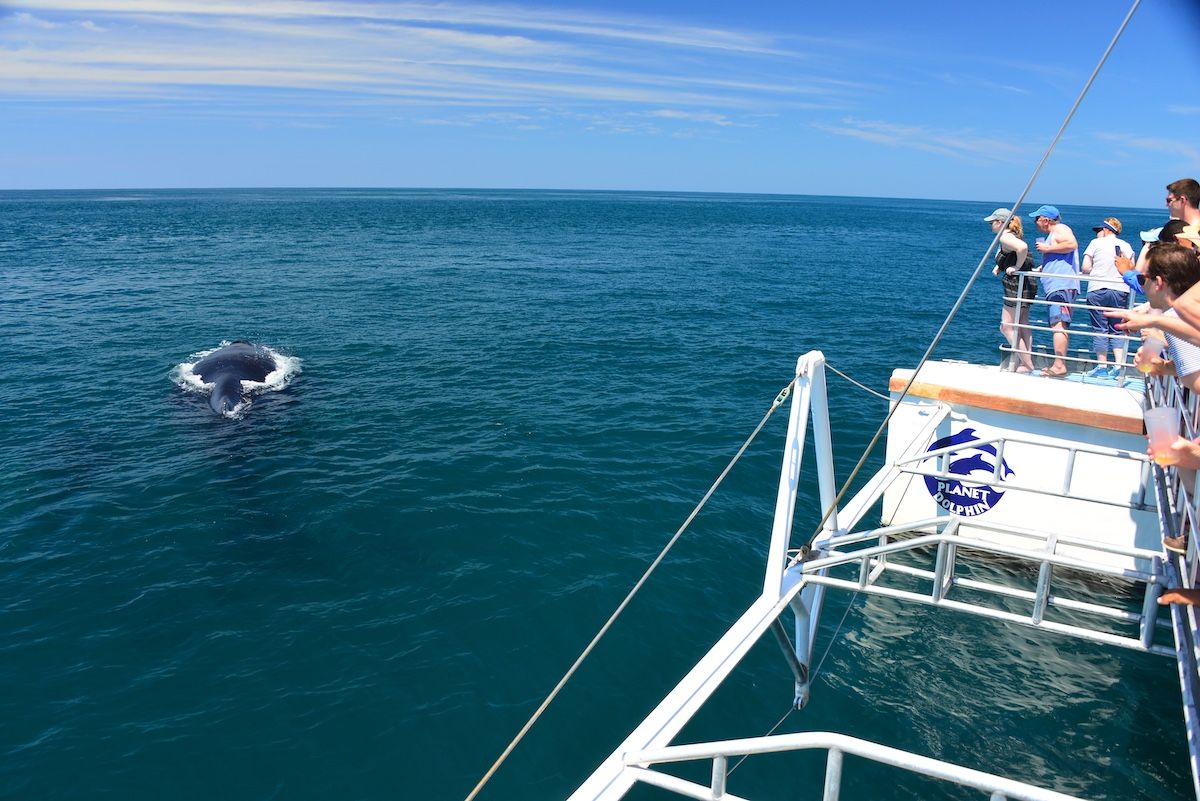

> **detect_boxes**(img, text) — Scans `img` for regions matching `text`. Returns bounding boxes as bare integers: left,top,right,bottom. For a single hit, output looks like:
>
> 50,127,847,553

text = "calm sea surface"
0,189,1186,799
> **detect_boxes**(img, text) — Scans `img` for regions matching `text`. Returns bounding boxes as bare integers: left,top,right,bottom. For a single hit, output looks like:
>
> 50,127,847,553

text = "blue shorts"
1087,288,1130,353
1045,289,1076,326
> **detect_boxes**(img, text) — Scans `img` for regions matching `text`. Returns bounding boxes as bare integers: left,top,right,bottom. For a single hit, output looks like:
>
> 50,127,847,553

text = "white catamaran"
465,2,1197,799
565,345,1194,801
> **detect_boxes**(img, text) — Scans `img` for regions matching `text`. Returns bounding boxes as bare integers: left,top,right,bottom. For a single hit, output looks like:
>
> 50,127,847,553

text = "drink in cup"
1144,406,1180,465
1138,336,1166,373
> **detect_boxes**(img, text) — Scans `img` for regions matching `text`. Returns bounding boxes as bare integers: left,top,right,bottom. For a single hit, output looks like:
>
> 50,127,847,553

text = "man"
1081,217,1134,377
1166,178,1200,229
1107,243,1200,561
1116,219,1190,292
1029,205,1079,377
1106,243,1200,393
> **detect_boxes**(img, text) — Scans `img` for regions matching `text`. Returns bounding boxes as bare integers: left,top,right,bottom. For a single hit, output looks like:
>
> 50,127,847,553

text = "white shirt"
1083,235,1133,295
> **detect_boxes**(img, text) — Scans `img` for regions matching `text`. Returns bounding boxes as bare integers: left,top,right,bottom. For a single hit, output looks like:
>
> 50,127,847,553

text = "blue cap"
1028,205,1060,220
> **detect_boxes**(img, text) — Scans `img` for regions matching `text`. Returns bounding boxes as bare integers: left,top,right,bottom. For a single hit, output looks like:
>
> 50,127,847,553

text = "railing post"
933,540,949,603
711,755,727,799
808,360,839,534
1141,566,1161,651
764,353,819,595
1032,560,1052,625
822,747,843,801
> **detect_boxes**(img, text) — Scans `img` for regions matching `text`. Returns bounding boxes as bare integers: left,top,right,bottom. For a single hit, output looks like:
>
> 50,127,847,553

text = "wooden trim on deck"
888,377,1144,435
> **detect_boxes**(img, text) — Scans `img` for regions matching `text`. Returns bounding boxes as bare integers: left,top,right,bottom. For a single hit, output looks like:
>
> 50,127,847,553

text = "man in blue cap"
1030,205,1079,377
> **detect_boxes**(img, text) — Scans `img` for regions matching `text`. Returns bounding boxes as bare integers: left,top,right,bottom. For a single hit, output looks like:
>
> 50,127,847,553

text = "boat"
562,343,1194,800
462,5,1198,799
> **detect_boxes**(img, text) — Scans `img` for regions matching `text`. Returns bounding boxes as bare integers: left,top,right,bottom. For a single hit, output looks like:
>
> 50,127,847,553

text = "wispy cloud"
647,109,746,127
812,117,1026,162
1096,132,1200,165
0,0,850,129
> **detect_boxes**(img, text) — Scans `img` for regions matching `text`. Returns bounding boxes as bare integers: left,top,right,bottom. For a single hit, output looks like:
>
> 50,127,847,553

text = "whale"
191,341,280,414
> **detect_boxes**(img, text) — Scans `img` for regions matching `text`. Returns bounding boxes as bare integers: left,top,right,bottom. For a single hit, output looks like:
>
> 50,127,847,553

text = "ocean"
0,189,1186,800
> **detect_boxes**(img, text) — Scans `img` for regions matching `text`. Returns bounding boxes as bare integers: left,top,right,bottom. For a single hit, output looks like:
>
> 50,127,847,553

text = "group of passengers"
984,179,1200,604
984,179,1200,381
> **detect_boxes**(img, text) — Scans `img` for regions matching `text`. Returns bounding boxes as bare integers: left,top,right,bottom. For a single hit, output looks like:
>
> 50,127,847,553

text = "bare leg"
1016,304,1035,370
1051,321,1069,374
999,305,1017,368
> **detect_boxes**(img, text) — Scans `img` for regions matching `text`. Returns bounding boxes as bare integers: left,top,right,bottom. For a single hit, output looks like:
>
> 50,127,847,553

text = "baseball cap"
983,208,1012,223
1028,205,1060,220
1141,219,1188,243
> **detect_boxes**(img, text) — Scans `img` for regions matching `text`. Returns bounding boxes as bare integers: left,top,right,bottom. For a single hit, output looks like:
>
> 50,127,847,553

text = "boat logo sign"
921,428,1013,517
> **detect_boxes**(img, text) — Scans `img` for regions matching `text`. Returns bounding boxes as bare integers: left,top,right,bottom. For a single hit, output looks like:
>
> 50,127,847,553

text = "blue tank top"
1039,231,1079,295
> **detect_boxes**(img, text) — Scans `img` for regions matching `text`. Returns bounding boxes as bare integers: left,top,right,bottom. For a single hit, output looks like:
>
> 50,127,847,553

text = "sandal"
1045,369,1068,379
1016,365,1033,374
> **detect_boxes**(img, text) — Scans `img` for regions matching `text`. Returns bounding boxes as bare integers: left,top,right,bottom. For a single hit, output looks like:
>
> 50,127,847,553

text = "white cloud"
648,109,746,127
12,11,62,28
0,0,859,130
1096,132,1200,165
812,117,1027,162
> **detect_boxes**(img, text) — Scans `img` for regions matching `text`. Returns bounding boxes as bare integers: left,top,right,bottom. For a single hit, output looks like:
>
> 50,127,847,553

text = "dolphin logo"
921,428,1014,517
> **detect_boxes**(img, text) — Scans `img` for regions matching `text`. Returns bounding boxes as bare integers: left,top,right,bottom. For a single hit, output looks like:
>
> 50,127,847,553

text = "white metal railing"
1143,371,1200,799
625,732,1084,801
790,521,1169,656
893,431,1156,511
1000,271,1144,377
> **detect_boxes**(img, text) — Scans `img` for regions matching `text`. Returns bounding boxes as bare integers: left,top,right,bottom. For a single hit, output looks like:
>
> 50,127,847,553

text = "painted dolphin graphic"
191,340,280,414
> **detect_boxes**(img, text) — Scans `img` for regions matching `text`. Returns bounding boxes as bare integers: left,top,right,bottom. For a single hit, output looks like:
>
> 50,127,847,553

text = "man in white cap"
1030,205,1079,377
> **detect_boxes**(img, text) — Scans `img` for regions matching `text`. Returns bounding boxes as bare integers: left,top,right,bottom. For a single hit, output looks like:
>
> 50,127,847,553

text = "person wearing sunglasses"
1166,178,1200,229
1107,243,1200,391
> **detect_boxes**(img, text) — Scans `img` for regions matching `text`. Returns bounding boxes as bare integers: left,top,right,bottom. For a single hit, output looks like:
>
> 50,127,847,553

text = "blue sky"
1,0,1197,205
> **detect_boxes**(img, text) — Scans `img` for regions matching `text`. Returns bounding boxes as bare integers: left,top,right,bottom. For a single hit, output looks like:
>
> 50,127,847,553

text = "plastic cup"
1144,406,1180,465
1137,337,1166,373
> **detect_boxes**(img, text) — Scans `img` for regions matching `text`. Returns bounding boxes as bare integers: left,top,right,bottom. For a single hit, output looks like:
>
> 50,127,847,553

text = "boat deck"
889,361,1144,435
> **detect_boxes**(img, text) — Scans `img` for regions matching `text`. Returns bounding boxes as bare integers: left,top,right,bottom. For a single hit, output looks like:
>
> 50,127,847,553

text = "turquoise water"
0,189,1186,800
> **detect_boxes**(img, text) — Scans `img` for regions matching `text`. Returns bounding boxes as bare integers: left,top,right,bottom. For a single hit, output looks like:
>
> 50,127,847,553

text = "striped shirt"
1164,309,1200,379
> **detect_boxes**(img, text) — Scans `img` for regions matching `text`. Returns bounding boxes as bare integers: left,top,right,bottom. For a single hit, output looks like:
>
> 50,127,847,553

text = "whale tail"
209,375,244,414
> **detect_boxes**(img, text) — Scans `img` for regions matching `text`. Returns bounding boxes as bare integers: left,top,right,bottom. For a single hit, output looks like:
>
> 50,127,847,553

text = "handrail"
1000,271,1143,375
626,732,1085,801
793,528,1170,656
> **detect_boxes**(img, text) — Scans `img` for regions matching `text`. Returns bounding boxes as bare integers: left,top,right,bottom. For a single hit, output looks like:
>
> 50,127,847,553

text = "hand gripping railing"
624,732,1085,801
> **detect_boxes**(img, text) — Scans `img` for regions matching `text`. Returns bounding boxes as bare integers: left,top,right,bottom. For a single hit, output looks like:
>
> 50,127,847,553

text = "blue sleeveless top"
1039,232,1080,295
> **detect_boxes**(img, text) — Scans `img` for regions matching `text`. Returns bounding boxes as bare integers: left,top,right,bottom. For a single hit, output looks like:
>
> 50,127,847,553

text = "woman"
984,208,1037,372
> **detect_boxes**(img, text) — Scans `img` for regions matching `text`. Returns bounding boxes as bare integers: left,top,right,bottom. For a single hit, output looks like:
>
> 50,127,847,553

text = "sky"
1,0,1198,205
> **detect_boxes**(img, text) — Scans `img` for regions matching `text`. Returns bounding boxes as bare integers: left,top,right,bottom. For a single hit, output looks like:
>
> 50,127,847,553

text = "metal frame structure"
569,351,1194,801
